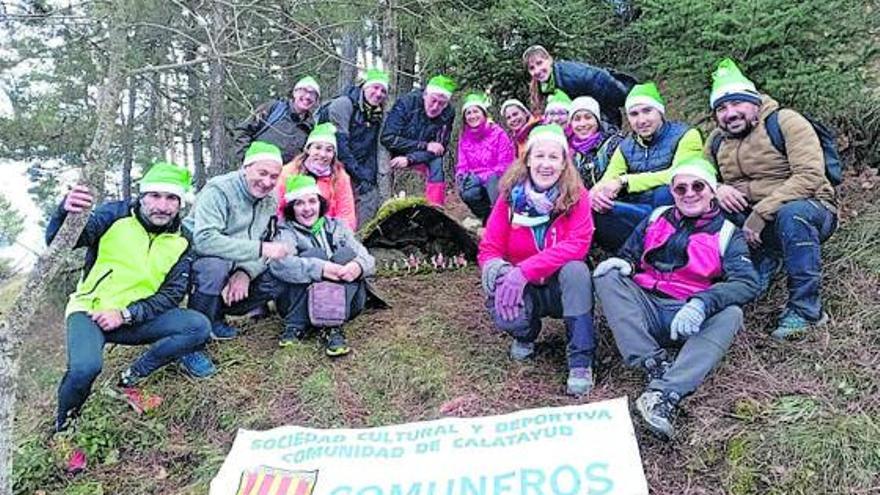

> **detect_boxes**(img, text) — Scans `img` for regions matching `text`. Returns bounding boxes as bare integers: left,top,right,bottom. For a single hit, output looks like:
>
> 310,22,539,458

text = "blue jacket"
618,121,691,174
317,86,383,189
552,60,635,128
380,90,455,165
46,200,193,324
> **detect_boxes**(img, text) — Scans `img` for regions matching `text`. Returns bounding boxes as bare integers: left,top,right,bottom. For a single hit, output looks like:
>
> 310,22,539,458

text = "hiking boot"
509,340,535,361
635,389,680,440
178,351,217,378
210,322,239,341
324,328,351,357
771,311,829,341
644,356,672,383
279,327,306,348
566,367,594,396
117,367,145,388
55,408,79,433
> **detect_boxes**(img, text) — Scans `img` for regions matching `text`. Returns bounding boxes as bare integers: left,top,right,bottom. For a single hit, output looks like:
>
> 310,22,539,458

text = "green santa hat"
625,82,665,114
305,122,337,149
526,123,569,151
500,98,529,116
544,90,572,114
570,96,601,119
461,92,490,114
294,76,321,96
363,68,390,90
243,141,283,167
284,174,322,203
670,156,718,191
709,58,761,110
139,161,192,205
425,75,457,98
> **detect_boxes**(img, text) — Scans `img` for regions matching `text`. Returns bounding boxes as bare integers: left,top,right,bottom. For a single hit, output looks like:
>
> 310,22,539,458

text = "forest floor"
9,169,880,495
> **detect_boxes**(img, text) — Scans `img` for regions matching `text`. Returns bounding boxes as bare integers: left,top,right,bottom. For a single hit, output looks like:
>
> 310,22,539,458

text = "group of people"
48,47,838,441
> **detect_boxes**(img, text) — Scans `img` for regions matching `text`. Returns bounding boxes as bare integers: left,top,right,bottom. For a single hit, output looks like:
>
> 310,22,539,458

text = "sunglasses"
672,181,709,196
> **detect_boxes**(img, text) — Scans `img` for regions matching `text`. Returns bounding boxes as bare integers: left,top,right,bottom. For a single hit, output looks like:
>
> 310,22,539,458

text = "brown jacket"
706,96,836,223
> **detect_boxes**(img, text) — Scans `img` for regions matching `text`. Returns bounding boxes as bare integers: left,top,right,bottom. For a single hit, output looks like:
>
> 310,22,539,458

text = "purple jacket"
455,121,515,182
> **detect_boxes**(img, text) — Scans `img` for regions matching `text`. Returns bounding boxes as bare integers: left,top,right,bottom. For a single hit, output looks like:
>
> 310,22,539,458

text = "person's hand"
742,212,766,247
222,271,251,305
426,142,445,155
322,262,345,281
494,267,528,321
338,261,363,282
594,257,632,277
716,184,749,213
670,299,706,341
261,241,290,260
63,185,94,213
390,156,409,169
590,181,620,213
91,310,124,332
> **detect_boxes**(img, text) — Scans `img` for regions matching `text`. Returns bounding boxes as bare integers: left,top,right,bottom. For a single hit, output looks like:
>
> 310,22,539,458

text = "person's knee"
192,257,233,294
560,260,591,285
178,310,212,341
459,183,483,204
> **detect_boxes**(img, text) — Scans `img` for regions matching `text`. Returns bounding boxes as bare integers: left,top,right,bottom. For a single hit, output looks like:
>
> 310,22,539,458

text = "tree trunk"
208,1,229,173
337,26,359,94
186,45,207,189
121,75,137,201
378,0,399,202
398,36,416,94
0,19,127,495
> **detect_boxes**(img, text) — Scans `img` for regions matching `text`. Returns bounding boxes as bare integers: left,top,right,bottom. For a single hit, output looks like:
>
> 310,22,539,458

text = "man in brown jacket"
705,59,837,341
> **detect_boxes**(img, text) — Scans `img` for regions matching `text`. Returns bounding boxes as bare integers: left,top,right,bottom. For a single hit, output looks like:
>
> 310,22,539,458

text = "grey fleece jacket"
269,218,375,284
189,170,278,278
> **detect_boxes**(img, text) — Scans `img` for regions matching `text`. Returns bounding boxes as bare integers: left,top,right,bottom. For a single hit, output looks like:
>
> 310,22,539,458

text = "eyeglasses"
672,181,708,196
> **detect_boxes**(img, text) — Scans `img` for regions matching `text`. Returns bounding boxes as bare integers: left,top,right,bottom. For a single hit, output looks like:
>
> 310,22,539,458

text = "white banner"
210,396,648,495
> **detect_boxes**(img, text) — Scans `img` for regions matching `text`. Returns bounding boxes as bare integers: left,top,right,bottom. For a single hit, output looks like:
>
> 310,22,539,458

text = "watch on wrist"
121,308,132,325
617,175,629,191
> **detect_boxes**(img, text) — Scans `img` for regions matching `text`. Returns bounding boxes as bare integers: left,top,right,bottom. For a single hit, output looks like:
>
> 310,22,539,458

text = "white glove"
593,257,632,277
670,299,706,341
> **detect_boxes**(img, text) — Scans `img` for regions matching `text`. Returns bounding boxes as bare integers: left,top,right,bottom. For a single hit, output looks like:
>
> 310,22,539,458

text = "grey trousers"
594,270,742,397
354,184,381,228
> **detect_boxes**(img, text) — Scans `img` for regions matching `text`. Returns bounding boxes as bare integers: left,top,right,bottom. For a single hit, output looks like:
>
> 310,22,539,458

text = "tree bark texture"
378,0,399,202
0,20,127,495
208,1,229,174
337,26,359,94
121,74,137,201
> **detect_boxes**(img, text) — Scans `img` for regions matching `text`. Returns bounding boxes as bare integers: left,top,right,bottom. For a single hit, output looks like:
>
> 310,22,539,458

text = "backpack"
709,109,843,186
259,99,290,134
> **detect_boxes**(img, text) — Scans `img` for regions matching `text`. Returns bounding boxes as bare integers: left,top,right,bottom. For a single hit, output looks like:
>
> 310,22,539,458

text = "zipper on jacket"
80,269,114,297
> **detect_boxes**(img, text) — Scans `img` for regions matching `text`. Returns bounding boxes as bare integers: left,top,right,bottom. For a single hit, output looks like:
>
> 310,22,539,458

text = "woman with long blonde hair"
478,124,597,397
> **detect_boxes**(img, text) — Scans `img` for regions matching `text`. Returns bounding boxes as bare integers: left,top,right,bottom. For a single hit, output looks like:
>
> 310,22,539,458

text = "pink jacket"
456,121,515,182
478,187,594,283
633,213,723,300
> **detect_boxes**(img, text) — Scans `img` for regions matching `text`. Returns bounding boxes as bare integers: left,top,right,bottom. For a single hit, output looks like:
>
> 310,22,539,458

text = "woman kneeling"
269,175,376,356
594,157,759,439
478,124,597,396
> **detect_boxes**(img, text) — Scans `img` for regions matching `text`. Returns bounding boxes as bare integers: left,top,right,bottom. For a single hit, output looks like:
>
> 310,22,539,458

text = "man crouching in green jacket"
48,162,211,432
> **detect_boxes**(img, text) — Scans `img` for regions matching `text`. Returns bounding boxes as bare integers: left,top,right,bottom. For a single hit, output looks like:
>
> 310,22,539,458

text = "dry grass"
11,171,880,494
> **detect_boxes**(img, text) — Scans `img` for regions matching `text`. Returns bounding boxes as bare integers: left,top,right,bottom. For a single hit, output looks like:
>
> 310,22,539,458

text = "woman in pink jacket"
456,93,515,222
477,124,596,396
276,123,357,231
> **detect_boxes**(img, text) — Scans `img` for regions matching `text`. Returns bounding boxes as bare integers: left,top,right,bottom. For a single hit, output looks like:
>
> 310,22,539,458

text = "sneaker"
771,311,829,341
635,389,679,439
55,409,78,433
279,327,306,348
178,351,217,378
644,356,672,383
324,328,351,357
566,367,594,396
210,322,239,341
509,340,535,361
117,367,145,388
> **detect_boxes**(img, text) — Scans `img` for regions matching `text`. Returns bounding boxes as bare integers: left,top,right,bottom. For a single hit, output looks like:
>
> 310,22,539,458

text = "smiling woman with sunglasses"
593,157,760,440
